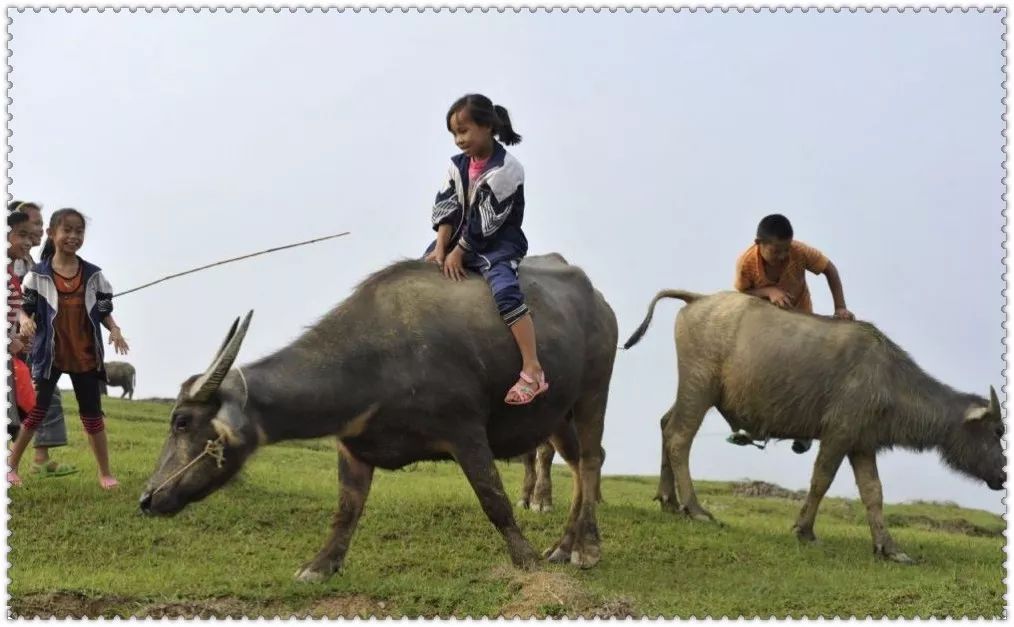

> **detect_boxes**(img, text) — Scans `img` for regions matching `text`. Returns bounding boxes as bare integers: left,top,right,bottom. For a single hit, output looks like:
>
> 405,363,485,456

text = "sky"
9,10,1006,513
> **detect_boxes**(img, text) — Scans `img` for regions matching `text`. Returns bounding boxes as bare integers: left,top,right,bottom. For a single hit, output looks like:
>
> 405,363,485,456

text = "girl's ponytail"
40,238,55,261
492,105,522,146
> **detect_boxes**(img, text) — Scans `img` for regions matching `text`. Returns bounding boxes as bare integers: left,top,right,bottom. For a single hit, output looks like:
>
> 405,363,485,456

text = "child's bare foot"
7,471,23,487
99,475,119,490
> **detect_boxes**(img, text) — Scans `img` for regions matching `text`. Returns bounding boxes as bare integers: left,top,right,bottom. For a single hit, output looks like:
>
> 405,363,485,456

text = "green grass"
8,396,1006,618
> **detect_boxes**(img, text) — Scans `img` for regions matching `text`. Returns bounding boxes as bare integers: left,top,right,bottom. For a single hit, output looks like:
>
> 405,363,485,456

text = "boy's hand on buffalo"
767,288,793,308
834,307,855,321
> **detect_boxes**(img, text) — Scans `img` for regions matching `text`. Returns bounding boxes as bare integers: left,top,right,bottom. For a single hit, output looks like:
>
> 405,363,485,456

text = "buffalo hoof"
793,525,817,543
888,552,916,565
293,567,334,583
530,501,554,514
570,547,601,569
655,495,681,514
682,505,715,523
545,546,570,563
509,545,542,571
876,547,916,565
515,498,531,510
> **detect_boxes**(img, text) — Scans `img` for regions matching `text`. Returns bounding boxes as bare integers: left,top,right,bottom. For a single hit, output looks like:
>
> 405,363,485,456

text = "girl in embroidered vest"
8,208,130,489
423,94,549,405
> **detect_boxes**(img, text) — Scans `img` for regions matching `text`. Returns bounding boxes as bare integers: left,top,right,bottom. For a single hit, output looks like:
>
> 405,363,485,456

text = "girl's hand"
424,249,445,266
18,314,36,338
833,307,855,321
108,327,130,355
8,338,24,356
443,246,466,282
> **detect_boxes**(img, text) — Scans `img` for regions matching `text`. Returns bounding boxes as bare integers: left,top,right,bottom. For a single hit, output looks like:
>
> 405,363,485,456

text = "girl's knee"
80,415,105,434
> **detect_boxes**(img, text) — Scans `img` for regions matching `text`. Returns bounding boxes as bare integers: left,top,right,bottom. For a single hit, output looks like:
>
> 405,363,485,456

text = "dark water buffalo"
140,254,618,580
624,289,1005,563
100,361,136,399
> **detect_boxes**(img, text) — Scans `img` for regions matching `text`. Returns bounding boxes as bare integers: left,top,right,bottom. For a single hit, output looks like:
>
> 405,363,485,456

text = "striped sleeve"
431,165,463,230
94,271,114,317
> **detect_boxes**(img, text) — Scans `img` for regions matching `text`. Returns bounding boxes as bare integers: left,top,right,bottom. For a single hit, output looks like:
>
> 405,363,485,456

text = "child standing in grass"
8,208,130,488
9,200,78,478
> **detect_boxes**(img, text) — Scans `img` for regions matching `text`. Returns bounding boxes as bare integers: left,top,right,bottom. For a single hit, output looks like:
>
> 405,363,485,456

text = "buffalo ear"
211,400,248,447
965,405,990,423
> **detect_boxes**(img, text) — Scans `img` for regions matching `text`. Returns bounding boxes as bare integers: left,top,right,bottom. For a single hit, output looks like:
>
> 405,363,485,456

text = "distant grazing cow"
100,361,136,400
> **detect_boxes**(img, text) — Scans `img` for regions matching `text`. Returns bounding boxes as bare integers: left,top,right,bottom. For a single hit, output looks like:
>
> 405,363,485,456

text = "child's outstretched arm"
102,316,130,355
823,261,854,320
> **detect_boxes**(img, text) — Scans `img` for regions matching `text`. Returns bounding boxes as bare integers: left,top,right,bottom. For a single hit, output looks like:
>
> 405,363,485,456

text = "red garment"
52,266,98,373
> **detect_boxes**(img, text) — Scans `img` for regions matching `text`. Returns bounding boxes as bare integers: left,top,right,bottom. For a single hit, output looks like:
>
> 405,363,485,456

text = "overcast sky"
10,10,1005,513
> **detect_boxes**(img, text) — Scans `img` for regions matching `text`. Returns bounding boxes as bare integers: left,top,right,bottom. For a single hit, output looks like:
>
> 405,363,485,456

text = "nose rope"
151,438,226,496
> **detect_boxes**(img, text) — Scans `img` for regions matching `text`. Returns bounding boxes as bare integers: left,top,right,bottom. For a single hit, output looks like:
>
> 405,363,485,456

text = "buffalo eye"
172,414,190,433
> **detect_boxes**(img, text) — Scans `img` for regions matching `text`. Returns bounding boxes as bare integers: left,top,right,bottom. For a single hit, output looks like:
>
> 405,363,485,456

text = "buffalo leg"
568,390,608,568
849,450,914,564
295,444,375,582
792,442,846,542
530,441,557,512
655,406,679,512
543,421,584,562
453,439,540,569
516,450,537,509
664,387,713,521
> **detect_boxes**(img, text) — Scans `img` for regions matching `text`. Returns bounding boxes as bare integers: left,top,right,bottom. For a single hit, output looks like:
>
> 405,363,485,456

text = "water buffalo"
100,361,136,399
140,254,618,580
624,289,1005,563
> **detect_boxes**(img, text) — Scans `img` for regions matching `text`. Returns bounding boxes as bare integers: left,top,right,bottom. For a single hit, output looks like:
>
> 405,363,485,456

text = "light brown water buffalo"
140,254,617,580
624,289,1004,563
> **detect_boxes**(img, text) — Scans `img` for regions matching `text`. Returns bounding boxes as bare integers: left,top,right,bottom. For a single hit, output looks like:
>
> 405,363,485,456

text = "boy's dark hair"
41,207,86,261
8,211,28,229
446,94,523,146
756,214,794,241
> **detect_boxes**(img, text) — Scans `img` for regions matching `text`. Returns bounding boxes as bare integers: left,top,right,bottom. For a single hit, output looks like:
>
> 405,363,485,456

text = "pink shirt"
468,155,490,183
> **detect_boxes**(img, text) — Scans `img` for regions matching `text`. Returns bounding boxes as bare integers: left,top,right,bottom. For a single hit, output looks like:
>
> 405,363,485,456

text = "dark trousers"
423,240,530,326
23,369,105,434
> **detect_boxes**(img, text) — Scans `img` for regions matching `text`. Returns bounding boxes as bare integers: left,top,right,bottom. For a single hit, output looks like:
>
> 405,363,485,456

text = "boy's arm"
735,260,793,307
822,261,854,320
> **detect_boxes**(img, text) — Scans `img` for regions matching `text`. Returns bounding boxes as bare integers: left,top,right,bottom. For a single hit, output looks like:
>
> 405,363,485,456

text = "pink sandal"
99,476,120,490
7,471,22,487
505,371,549,406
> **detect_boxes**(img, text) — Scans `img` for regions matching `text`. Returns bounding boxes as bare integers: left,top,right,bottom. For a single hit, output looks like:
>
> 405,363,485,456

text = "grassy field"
8,396,1006,619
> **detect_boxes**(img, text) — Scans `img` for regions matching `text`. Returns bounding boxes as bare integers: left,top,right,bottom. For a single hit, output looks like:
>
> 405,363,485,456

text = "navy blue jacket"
430,142,528,259
21,257,114,380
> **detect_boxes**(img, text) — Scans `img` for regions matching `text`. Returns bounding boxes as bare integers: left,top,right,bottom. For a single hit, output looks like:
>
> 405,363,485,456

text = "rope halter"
151,437,226,496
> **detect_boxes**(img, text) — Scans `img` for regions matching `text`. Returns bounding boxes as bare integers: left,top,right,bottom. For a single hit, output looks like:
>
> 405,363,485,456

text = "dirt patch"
10,592,288,619
494,566,640,619
885,513,1003,538
302,594,391,618
732,480,805,500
